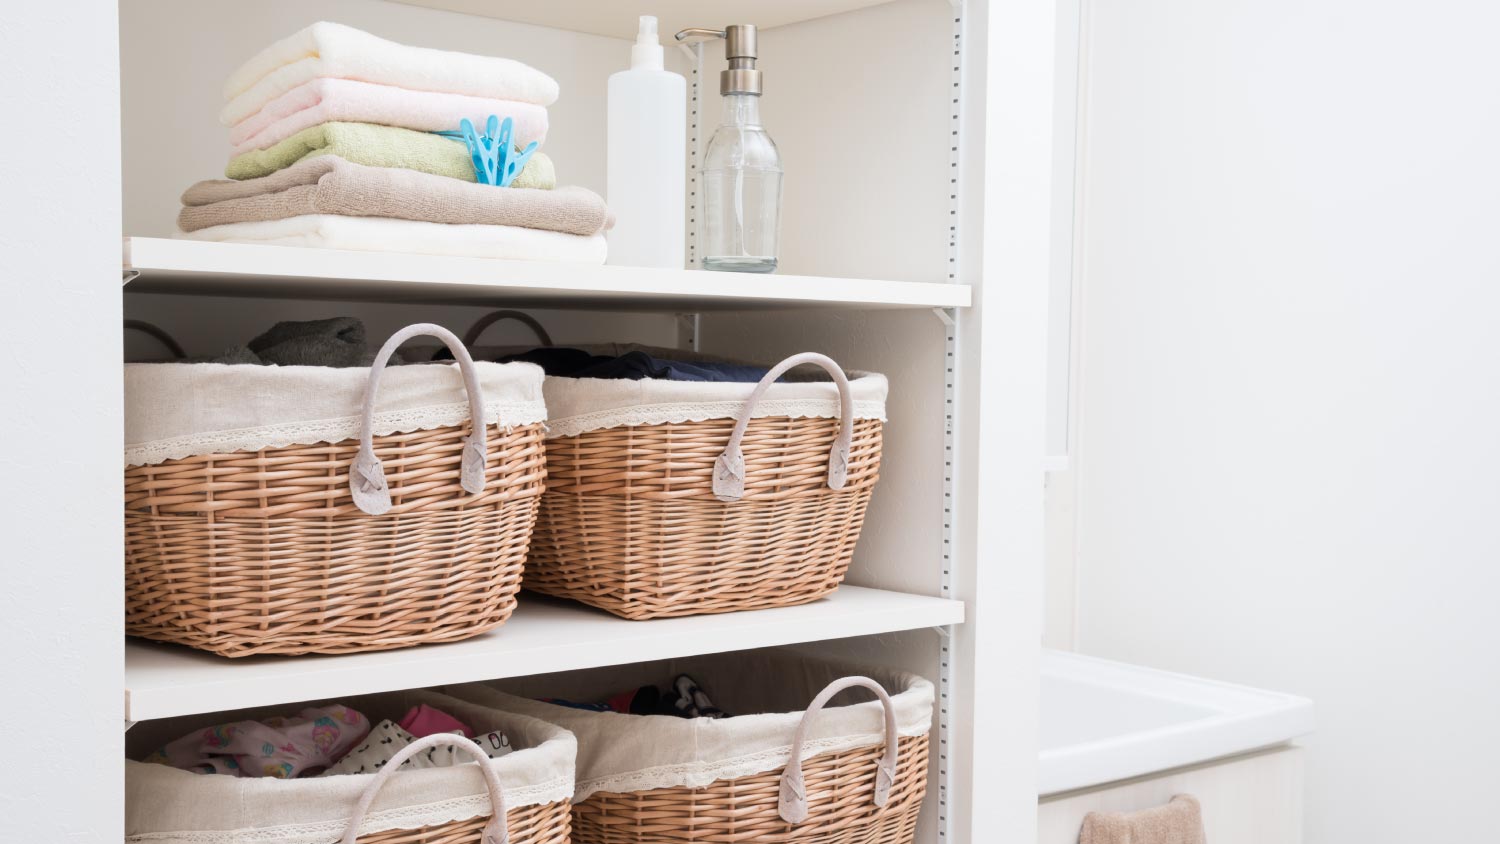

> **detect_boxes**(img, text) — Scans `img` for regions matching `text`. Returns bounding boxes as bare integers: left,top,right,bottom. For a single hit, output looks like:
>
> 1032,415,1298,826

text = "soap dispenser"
676,25,782,273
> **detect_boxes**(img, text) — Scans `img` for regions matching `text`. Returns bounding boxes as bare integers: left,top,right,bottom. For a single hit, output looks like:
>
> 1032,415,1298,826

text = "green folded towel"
225,121,555,188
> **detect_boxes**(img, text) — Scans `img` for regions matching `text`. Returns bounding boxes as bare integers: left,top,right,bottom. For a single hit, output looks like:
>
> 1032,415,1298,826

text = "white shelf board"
123,237,971,311
392,1,900,40
125,586,964,722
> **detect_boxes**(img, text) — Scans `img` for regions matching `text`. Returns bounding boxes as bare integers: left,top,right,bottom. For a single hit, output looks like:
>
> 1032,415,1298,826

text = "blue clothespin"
442,115,538,187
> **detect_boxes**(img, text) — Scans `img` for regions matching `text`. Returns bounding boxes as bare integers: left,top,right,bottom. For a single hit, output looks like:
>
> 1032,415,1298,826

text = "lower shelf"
125,586,964,722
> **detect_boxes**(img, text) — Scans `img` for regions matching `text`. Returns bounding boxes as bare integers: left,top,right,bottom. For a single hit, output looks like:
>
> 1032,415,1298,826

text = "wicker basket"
527,352,885,619
451,650,932,844
124,323,547,657
125,689,575,844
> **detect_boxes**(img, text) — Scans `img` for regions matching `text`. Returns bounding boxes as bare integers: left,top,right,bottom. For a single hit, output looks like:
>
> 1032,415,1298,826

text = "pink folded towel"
229,78,549,156
1080,795,1206,844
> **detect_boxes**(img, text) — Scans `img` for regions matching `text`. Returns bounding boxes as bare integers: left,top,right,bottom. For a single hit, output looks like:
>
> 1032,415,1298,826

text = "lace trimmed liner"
123,775,573,844
124,360,546,466
125,399,547,467
541,372,889,439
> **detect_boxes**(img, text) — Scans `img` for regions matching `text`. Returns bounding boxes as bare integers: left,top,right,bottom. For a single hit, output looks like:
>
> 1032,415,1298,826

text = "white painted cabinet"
1038,748,1304,844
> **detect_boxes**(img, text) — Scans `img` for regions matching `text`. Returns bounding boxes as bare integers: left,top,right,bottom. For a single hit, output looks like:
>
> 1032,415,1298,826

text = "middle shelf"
126,585,964,722
124,237,974,311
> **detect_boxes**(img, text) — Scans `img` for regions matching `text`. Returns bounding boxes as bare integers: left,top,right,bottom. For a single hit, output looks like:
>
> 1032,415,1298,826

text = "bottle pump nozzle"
675,25,762,95
632,16,664,71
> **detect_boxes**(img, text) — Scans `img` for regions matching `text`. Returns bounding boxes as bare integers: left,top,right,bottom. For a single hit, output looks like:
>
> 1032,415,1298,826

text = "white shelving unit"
5,1,1058,842
124,237,973,310
126,588,964,722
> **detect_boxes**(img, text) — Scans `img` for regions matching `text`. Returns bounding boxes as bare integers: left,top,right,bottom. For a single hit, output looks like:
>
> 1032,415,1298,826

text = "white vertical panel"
952,0,1055,841
0,1,123,841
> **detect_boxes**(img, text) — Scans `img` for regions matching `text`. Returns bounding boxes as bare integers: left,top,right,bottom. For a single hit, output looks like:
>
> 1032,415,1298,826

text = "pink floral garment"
143,705,370,778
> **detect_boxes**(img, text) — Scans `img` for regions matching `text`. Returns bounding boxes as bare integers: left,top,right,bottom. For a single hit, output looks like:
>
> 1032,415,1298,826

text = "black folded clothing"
496,347,773,383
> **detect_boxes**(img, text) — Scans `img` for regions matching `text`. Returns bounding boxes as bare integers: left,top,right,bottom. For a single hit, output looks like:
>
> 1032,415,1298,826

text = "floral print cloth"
143,705,370,778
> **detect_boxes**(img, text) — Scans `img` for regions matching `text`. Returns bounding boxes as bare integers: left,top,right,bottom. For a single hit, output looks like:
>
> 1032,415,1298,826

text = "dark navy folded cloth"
493,348,774,383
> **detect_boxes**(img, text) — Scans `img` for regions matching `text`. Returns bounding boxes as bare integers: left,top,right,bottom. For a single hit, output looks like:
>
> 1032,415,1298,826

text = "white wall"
1066,1,1500,841
0,1,123,840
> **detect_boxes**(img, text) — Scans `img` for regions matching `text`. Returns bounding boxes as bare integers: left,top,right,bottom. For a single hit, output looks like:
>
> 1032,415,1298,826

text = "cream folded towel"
180,215,607,264
180,157,610,236
1080,795,1206,844
229,78,550,156
224,121,555,187
221,22,559,127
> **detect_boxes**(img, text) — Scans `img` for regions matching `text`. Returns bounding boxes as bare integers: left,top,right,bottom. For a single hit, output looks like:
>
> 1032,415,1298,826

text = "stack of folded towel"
178,22,609,263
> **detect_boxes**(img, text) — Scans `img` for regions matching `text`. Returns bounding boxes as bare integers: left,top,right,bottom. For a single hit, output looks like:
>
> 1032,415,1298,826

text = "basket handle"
351,323,488,516
338,733,510,844
124,319,186,359
777,676,899,824
462,310,553,349
712,352,854,502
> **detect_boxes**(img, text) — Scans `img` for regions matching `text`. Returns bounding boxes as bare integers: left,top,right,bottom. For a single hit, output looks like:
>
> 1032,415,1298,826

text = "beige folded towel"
179,157,610,237
1080,795,1206,844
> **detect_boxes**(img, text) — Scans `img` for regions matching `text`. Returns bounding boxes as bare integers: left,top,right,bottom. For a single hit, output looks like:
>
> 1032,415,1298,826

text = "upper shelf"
126,586,964,722
123,237,972,311
391,0,901,40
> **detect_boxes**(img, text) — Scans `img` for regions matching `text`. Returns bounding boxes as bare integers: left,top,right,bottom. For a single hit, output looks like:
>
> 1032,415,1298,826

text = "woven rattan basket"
125,689,575,844
451,650,932,844
526,352,885,619
124,324,547,657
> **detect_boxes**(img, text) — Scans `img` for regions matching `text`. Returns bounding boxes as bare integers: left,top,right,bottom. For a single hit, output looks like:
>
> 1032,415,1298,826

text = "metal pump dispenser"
675,24,782,273
676,25,763,95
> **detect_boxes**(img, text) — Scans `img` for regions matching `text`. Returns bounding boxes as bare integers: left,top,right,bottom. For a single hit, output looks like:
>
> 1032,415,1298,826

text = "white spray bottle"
606,16,686,268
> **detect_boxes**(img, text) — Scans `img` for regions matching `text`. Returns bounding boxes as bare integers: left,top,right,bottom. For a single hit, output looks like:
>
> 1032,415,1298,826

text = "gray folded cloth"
194,317,398,367
1080,795,1206,844
178,156,612,236
248,316,370,367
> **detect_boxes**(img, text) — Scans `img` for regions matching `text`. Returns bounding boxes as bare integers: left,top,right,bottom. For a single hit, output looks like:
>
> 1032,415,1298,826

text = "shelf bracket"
931,307,957,327
676,313,701,352
125,719,135,733
122,269,140,286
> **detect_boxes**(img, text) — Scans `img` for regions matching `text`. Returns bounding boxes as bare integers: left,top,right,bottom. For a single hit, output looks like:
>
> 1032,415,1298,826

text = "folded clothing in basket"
142,704,371,779
220,21,560,127
320,718,513,777
485,347,774,382
181,157,608,236
142,701,514,780
229,77,550,156
542,673,729,718
180,214,606,263
223,121,555,185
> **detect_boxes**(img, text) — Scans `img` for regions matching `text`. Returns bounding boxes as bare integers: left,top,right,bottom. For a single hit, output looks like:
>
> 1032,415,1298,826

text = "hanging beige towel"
181,157,609,236
1080,795,1206,844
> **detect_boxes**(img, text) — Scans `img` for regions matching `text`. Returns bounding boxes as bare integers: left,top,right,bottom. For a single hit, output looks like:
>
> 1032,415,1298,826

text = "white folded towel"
179,214,607,264
221,22,559,127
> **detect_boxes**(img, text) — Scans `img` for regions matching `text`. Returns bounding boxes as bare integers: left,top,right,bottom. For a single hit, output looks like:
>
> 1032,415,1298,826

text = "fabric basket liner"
451,648,932,802
542,369,887,439
125,360,546,466
124,688,574,844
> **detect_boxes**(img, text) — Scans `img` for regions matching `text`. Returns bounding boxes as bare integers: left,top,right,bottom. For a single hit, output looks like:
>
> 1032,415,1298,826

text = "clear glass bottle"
701,93,782,273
